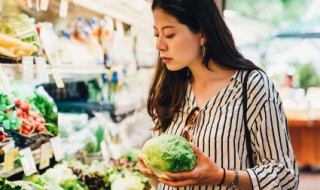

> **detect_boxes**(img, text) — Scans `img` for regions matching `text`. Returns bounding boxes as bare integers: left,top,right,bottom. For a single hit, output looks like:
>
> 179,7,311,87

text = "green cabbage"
142,135,197,179
109,170,147,190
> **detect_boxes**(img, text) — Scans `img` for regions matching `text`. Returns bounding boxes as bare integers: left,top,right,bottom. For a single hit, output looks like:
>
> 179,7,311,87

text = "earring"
201,45,206,57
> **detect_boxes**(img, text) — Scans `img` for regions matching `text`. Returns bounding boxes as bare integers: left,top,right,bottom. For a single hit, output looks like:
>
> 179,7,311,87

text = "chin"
165,62,185,71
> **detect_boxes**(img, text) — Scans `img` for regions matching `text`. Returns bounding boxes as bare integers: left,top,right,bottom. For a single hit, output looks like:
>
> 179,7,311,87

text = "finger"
163,171,198,180
158,178,195,187
189,143,203,157
136,156,156,177
137,162,154,176
138,168,154,178
137,155,148,168
137,154,143,162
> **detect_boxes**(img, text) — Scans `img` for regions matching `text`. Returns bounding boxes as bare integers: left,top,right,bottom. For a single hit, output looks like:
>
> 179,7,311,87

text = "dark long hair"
148,0,260,132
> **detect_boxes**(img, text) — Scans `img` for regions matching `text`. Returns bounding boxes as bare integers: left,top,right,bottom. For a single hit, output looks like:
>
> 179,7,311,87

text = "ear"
200,31,207,45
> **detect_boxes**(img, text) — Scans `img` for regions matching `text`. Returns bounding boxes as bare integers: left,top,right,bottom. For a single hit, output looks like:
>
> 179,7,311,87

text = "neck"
188,59,231,85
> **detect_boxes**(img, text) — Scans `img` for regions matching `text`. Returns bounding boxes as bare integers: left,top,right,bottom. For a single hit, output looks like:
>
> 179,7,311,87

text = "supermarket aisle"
299,172,320,190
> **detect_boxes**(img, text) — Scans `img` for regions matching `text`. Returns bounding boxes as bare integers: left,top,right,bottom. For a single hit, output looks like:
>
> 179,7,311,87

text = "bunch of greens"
294,63,320,90
0,94,21,131
42,164,88,190
109,168,149,190
0,177,45,190
29,90,58,136
0,110,22,131
68,160,110,190
28,90,58,125
0,94,14,110
84,125,105,153
24,164,88,190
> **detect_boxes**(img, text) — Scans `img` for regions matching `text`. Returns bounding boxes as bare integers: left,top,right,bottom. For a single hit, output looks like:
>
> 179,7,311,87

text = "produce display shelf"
0,63,109,76
56,101,115,114
0,148,40,178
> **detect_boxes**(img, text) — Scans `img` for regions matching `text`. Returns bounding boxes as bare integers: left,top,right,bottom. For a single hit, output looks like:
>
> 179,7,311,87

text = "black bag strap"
242,70,254,168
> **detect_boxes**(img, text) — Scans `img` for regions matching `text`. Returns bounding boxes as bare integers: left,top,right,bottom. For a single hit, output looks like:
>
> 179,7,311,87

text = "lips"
161,57,173,63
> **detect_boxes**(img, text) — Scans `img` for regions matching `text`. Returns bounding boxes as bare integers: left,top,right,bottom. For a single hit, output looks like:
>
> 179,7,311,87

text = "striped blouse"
153,70,299,190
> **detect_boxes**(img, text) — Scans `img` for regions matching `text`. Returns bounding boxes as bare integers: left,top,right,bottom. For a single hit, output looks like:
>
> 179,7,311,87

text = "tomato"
38,117,45,124
21,112,28,119
24,124,32,131
16,108,23,117
14,99,21,106
27,115,34,122
20,101,30,112
22,129,30,135
0,135,6,142
37,125,45,131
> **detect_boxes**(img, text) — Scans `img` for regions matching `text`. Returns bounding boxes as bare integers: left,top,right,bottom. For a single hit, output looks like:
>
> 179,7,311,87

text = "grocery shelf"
50,65,108,75
0,148,39,178
56,101,115,114
0,141,58,179
74,0,153,35
56,101,146,122
0,63,109,77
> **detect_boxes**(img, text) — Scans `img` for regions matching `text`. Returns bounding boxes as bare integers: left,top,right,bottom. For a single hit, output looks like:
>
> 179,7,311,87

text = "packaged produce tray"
11,130,51,150
10,130,39,148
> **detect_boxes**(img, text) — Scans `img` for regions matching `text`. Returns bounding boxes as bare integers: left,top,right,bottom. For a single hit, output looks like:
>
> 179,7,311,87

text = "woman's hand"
137,154,157,179
158,143,224,187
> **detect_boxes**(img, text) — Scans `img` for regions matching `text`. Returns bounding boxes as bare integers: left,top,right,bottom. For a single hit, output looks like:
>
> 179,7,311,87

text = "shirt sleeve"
246,99,299,190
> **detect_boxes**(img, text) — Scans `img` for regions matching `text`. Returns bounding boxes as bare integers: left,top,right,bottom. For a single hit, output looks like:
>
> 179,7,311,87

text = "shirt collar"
230,70,242,83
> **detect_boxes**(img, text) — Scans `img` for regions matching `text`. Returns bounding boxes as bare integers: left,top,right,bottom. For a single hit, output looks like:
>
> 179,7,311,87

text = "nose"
156,36,167,52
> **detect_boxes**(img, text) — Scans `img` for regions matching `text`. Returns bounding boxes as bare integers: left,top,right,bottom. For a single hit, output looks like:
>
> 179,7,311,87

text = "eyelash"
154,35,175,39
166,35,175,39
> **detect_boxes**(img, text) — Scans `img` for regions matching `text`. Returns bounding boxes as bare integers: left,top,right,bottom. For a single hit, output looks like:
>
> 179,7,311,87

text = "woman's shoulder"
241,69,279,101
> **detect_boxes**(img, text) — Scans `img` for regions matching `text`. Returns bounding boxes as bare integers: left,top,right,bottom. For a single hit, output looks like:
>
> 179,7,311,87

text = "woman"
138,0,299,189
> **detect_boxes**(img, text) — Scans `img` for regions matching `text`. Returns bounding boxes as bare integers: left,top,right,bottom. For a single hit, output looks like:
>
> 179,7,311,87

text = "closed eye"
166,34,175,39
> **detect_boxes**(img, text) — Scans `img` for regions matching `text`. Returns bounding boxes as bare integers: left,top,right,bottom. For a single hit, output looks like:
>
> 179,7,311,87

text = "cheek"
172,35,200,59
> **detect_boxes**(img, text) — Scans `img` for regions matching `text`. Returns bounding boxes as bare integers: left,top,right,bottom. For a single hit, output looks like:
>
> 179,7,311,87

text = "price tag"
40,0,49,11
0,65,12,94
52,68,65,88
59,0,69,18
35,57,49,83
22,56,34,83
19,148,37,176
27,0,33,8
39,142,52,169
50,136,64,161
100,141,110,162
2,142,15,153
4,148,19,173
0,0,4,12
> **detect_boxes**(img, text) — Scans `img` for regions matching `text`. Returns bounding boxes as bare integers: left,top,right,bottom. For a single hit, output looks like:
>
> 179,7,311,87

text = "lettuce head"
142,135,197,179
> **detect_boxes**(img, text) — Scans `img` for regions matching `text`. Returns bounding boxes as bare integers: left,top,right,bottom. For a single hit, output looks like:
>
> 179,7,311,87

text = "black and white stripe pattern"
153,70,299,190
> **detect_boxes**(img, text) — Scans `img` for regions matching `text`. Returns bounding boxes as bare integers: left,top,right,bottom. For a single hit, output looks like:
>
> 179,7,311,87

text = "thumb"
189,143,204,158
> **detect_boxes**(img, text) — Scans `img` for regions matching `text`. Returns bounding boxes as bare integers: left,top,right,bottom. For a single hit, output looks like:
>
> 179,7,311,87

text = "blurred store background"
225,1,320,188
0,0,319,189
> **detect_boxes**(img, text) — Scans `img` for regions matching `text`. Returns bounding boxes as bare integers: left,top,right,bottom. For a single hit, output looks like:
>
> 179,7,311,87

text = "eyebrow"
153,26,175,30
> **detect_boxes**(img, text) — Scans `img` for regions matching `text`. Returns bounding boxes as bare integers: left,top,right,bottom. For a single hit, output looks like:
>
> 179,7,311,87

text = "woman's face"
153,9,203,71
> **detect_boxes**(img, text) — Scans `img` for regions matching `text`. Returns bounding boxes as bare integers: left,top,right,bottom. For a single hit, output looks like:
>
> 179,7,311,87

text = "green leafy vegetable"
1,111,22,131
142,134,197,179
